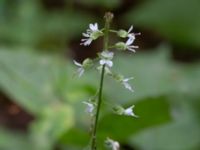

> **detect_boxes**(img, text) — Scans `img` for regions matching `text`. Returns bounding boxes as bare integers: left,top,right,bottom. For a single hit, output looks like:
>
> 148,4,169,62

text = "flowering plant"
74,12,140,150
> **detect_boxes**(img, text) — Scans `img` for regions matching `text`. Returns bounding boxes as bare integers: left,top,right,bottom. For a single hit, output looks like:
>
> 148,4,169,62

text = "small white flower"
127,26,141,42
125,38,139,53
127,26,134,35
122,77,134,92
82,101,95,115
99,51,114,67
100,59,113,67
105,138,120,150
117,25,140,41
124,105,138,118
73,60,84,77
81,23,103,46
115,38,139,53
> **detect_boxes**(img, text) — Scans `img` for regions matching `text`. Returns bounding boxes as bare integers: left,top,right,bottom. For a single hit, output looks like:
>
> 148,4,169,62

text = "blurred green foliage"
124,0,200,48
0,0,200,150
0,45,200,150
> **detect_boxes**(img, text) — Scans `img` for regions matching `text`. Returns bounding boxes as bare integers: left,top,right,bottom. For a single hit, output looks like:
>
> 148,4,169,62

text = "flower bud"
113,105,124,115
112,74,124,81
90,30,104,40
104,12,114,23
117,29,128,38
82,58,93,68
115,42,126,50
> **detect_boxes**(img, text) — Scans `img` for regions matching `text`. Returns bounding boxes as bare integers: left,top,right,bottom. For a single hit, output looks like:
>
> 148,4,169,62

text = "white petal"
128,25,133,33
129,45,139,49
126,38,134,46
123,77,134,82
83,101,94,114
89,23,98,31
89,23,94,30
124,108,133,115
105,138,120,150
100,59,106,65
123,82,134,92
77,68,84,77
128,34,136,41
127,47,136,53
73,60,82,67
94,23,98,30
82,33,90,37
124,106,138,117
81,38,92,46
81,38,87,41
100,59,113,67
105,60,113,67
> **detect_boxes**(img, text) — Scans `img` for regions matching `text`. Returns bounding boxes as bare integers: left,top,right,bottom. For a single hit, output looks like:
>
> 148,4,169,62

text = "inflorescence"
74,14,140,150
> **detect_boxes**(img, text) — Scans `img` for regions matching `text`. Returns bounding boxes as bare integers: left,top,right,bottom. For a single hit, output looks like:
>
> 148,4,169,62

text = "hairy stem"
91,12,113,150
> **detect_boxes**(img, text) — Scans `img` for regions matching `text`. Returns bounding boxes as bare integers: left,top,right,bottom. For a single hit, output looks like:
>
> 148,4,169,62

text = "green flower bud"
104,12,114,23
117,29,128,38
115,42,126,50
113,105,124,115
82,58,93,68
90,31,104,40
112,74,124,81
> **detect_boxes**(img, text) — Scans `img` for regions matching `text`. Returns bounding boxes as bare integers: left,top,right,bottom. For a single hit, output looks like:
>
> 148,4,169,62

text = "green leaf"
124,0,200,48
0,49,75,150
0,0,95,49
0,49,67,114
0,128,34,150
0,45,200,150
30,104,74,150
59,127,90,147
104,45,200,104
104,46,173,104
129,97,200,150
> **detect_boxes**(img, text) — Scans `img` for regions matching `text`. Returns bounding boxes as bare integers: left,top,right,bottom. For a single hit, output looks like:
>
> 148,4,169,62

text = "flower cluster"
74,20,139,149
74,22,139,116
81,23,103,46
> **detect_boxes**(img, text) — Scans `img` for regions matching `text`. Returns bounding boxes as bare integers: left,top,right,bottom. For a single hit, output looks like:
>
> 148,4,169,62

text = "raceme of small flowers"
74,21,140,149
74,22,139,114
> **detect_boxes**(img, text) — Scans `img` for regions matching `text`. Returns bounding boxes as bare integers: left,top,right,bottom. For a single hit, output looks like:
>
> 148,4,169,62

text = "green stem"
91,64,105,150
91,12,113,150
109,29,117,33
108,45,116,49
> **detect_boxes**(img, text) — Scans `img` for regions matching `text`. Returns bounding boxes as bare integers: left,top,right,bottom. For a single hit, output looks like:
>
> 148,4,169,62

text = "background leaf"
124,0,200,48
